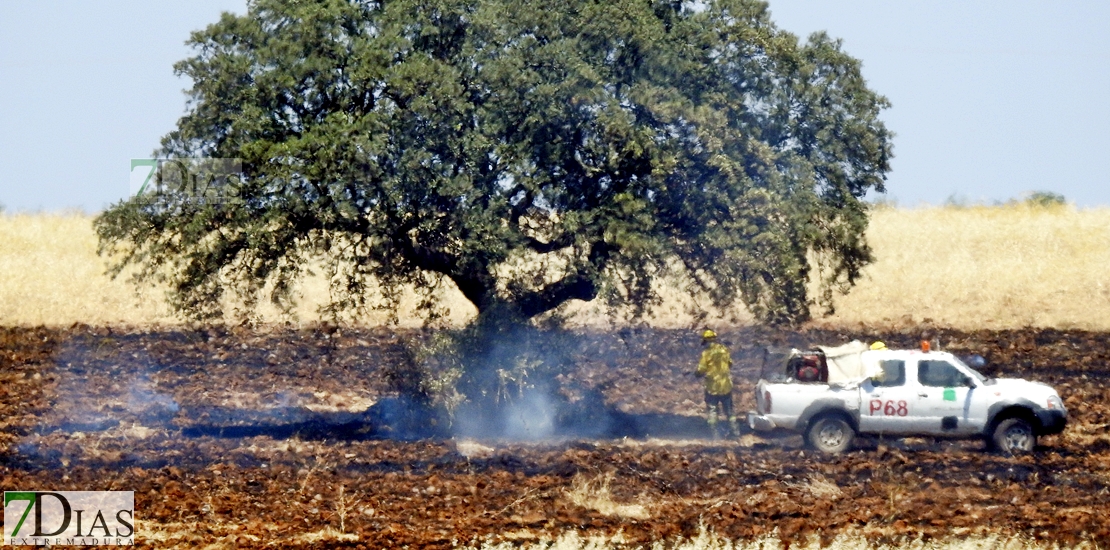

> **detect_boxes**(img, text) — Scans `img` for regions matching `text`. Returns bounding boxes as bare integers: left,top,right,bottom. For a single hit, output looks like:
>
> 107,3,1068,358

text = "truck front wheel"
992,417,1036,455
805,415,855,454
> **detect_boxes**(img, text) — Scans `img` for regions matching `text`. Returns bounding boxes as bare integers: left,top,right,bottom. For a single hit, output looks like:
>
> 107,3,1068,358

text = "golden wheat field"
2,204,1109,329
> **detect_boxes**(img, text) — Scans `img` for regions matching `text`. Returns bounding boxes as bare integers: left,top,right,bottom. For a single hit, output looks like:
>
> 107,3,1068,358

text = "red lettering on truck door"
869,399,908,416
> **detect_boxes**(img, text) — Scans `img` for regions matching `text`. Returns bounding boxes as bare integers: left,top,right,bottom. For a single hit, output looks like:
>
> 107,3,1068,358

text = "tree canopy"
97,0,892,327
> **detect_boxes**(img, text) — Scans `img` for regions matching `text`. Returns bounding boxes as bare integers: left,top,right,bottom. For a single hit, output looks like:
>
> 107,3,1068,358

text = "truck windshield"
951,356,994,385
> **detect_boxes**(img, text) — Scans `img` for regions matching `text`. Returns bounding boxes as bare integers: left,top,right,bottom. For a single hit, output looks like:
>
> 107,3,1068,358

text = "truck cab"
749,345,1067,454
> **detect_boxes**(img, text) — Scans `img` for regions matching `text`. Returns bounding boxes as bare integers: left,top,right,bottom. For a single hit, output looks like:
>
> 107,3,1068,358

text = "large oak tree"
97,0,892,328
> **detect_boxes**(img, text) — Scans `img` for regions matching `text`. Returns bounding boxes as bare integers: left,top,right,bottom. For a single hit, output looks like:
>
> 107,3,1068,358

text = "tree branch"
515,242,612,318
523,233,575,254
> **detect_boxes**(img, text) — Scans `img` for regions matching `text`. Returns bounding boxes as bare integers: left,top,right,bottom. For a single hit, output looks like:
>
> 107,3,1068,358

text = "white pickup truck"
746,342,1067,454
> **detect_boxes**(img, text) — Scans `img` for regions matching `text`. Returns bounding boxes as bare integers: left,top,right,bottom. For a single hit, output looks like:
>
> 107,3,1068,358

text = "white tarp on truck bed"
816,340,879,385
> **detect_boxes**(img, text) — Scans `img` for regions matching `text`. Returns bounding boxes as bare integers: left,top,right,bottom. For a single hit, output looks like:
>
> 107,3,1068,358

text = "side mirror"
966,355,987,369
963,376,975,388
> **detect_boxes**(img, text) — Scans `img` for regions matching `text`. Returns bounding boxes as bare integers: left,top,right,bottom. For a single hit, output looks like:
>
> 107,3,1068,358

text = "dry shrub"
789,473,843,500
564,473,651,520
292,527,359,544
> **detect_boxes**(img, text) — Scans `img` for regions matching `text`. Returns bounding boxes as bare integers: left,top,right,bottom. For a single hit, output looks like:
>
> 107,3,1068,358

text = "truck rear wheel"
992,417,1036,455
805,414,855,454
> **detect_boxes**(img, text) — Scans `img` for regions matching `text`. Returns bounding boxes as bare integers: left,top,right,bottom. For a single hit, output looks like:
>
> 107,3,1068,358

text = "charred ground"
0,324,1108,547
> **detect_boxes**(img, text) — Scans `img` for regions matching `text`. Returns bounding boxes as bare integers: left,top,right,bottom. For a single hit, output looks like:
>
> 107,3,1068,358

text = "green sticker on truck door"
943,388,956,401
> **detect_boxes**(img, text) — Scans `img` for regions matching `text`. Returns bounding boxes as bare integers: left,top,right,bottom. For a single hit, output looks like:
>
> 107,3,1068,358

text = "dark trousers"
704,391,734,420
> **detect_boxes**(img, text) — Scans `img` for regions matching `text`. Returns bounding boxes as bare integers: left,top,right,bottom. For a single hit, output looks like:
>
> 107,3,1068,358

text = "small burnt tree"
97,0,892,411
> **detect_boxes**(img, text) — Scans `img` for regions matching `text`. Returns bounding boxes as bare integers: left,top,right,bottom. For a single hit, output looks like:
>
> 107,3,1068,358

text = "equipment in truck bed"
761,347,828,383
761,341,875,385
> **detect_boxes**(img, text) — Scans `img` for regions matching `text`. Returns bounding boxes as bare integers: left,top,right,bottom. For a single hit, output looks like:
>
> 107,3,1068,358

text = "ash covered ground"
1,324,1108,547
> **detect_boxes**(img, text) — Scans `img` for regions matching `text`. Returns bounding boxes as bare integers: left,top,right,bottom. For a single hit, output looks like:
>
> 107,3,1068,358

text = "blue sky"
1,1,1108,212
768,1,1110,208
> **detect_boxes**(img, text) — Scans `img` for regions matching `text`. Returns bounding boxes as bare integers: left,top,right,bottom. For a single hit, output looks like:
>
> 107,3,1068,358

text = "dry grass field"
816,204,1110,331
3,204,1110,330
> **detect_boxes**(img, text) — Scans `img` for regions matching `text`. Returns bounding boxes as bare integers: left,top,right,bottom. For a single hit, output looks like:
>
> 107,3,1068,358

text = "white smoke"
501,390,556,440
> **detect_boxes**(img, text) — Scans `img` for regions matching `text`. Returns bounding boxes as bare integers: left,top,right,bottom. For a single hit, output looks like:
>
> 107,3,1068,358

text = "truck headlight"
1047,395,1064,411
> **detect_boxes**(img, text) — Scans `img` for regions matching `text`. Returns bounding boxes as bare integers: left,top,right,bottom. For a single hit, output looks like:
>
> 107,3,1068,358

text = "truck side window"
918,360,963,387
871,360,905,387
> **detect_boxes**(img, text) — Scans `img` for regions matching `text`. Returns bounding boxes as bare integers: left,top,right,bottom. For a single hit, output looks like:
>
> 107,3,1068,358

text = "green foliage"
944,193,971,209
389,331,465,413
391,320,578,422
95,0,892,327
1024,191,1067,208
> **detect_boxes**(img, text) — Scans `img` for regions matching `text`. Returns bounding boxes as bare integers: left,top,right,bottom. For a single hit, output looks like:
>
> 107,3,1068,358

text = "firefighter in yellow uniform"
696,329,739,438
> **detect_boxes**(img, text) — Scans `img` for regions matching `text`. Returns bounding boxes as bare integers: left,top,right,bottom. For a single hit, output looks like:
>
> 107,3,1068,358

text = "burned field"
1,324,1108,547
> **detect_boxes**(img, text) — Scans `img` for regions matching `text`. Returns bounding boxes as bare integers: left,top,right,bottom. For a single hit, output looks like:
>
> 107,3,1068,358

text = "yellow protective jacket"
697,342,733,396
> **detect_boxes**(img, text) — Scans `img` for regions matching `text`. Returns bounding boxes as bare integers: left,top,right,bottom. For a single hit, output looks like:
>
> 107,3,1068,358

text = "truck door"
914,359,979,435
859,359,917,434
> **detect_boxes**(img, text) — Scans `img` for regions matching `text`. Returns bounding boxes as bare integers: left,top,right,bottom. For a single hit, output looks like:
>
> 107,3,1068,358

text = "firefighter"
696,329,739,438
869,340,889,383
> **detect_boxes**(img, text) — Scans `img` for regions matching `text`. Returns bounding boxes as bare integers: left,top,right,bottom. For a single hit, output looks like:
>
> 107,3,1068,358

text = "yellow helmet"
701,329,717,340
870,341,887,350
